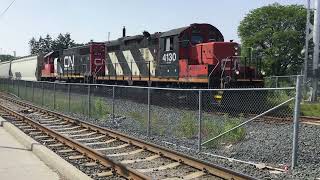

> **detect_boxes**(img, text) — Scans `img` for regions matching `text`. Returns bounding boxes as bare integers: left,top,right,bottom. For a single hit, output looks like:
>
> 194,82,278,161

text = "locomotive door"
158,35,179,78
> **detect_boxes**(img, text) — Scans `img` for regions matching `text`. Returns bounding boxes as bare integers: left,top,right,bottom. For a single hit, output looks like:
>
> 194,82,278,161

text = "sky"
0,0,306,56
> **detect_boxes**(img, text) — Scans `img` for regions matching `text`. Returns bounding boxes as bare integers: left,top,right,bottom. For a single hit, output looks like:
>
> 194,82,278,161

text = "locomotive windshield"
191,35,203,44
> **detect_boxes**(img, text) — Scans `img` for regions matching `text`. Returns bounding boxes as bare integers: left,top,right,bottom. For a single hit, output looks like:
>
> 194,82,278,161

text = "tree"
0,54,15,62
29,37,40,55
238,3,307,76
51,33,76,51
29,33,82,55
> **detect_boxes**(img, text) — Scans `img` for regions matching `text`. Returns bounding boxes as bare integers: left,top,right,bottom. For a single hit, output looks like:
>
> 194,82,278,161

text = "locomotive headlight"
234,46,239,51
234,52,238,56
261,70,266,76
235,70,240,75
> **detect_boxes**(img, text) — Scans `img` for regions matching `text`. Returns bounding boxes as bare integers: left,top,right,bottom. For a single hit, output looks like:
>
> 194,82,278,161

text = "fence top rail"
265,75,302,78
3,79,295,91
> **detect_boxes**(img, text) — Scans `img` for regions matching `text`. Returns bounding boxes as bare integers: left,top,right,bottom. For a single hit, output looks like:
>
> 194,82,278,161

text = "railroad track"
0,94,254,180
259,115,320,125
300,116,320,126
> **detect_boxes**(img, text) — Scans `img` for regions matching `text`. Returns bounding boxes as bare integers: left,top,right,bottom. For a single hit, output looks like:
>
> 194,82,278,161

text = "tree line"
29,33,83,55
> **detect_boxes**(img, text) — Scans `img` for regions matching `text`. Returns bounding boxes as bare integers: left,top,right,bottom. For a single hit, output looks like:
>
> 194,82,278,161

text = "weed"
176,112,197,138
175,113,246,147
92,97,111,119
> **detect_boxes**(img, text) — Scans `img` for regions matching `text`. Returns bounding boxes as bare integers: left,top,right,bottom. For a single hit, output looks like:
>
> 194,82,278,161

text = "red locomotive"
39,23,262,88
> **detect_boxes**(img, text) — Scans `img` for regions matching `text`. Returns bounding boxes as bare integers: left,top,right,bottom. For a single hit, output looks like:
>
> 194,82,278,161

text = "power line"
0,0,16,19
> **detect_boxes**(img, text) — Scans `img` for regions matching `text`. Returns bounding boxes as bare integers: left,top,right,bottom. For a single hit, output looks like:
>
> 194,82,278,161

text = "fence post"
32,81,34,102
24,81,27,99
17,80,20,97
112,86,115,121
87,85,91,117
198,90,202,152
41,82,44,106
147,88,151,136
291,75,302,169
68,84,71,112
53,83,56,109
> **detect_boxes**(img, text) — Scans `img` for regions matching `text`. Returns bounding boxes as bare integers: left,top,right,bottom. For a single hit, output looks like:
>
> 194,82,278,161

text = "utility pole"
312,0,320,102
303,0,311,83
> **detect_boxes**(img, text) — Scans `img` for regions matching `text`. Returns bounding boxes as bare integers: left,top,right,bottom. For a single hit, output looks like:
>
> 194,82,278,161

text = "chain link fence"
0,77,305,168
264,75,298,88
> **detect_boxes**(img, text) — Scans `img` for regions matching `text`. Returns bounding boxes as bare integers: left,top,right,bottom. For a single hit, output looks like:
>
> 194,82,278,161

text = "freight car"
1,23,263,88
0,55,42,81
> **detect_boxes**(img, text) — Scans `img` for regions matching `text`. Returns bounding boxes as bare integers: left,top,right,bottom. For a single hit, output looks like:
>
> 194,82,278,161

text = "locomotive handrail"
207,54,221,89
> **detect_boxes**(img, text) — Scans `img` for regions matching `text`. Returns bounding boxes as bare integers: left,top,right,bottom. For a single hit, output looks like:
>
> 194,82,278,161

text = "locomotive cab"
156,23,262,88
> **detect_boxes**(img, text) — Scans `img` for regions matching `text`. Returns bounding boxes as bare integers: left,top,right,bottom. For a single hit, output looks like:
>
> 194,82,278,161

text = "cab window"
191,35,203,44
164,37,174,51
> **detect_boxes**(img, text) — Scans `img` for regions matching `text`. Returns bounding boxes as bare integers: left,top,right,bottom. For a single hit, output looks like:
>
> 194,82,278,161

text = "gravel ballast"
3,92,320,179
66,96,320,180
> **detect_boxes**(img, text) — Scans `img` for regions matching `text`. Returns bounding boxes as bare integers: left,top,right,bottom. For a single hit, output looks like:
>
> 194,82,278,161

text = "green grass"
126,111,165,135
202,115,246,147
175,112,197,138
175,112,246,147
301,103,320,117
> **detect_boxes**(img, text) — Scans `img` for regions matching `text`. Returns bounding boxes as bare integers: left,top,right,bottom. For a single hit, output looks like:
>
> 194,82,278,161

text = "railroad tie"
85,139,116,146
162,171,206,180
61,129,88,135
68,132,96,138
83,162,98,167
107,149,144,157
53,125,80,131
136,162,180,173
95,171,113,177
120,154,160,164
24,128,37,131
40,119,61,124
41,121,66,125
68,155,86,160
58,149,75,153
28,131,42,135
34,135,50,139
17,125,31,129
14,123,26,126
48,143,63,147
46,123,69,128
75,135,106,141
40,117,57,121
41,139,56,142
94,143,129,151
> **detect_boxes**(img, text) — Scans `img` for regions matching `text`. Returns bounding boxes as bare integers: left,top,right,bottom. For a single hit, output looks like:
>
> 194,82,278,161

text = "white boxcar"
10,56,41,81
0,61,11,78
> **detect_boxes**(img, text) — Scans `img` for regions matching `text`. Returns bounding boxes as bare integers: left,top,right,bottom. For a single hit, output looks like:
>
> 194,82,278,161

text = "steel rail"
1,95,256,180
0,102,150,180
